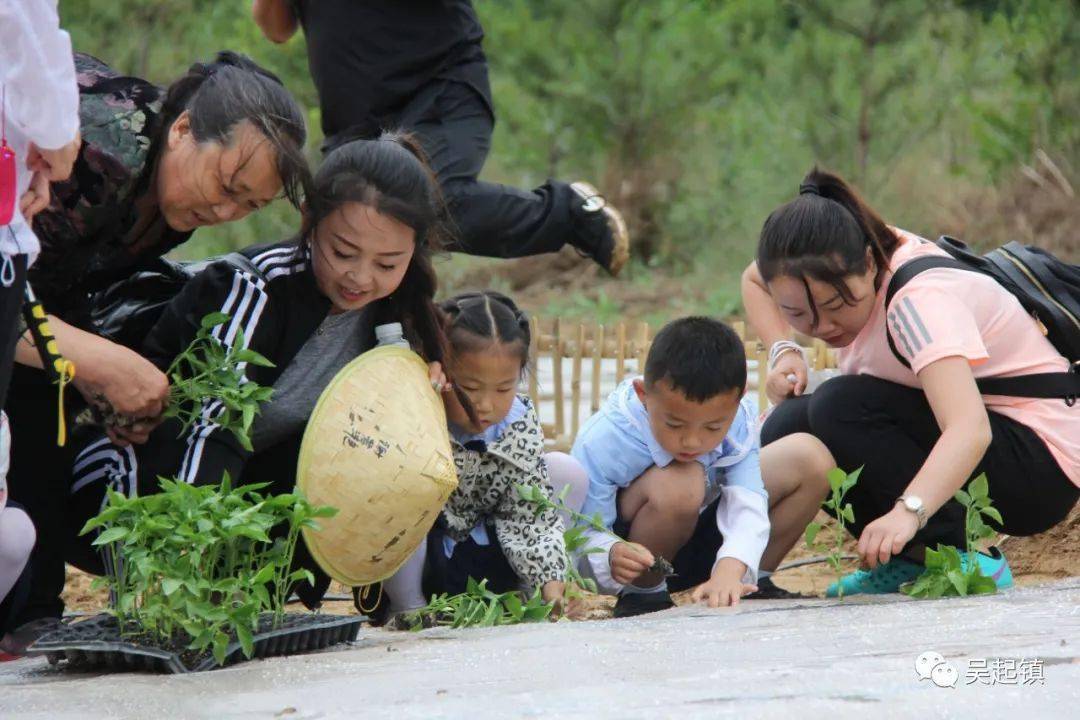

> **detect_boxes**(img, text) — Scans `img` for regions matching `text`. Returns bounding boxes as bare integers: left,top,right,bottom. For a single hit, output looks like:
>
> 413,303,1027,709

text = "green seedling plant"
80,315,334,666
82,474,337,666
164,311,275,451
902,473,1001,599
804,466,861,598
399,577,552,631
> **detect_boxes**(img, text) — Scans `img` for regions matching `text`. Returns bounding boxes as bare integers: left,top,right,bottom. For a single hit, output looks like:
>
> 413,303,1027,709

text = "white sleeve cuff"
713,485,771,585
576,528,624,596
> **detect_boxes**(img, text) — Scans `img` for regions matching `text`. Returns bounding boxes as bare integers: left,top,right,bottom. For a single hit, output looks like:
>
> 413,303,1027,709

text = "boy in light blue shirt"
573,317,820,617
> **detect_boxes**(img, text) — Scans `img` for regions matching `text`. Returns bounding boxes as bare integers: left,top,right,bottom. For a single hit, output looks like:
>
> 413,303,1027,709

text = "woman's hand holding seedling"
609,541,656,586
858,503,919,569
71,337,171,446
691,557,756,608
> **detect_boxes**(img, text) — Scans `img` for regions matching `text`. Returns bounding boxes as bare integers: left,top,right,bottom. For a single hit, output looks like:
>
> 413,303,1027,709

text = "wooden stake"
591,323,604,413
552,317,564,441
636,322,650,376
615,322,626,382
571,323,585,439
756,342,769,411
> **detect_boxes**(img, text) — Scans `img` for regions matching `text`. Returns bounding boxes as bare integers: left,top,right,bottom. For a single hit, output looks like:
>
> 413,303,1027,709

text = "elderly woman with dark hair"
2,50,311,642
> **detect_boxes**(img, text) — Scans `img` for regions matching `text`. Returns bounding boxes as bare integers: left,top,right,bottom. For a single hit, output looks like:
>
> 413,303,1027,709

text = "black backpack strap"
884,255,1080,405
884,256,967,369
974,369,1078,405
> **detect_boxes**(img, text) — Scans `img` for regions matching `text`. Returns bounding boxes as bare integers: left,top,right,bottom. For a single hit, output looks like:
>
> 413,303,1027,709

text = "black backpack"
89,253,261,351
885,236,1080,405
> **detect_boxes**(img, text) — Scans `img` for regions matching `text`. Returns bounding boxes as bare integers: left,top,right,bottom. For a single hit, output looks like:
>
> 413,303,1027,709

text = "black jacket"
70,239,379,605
141,239,341,488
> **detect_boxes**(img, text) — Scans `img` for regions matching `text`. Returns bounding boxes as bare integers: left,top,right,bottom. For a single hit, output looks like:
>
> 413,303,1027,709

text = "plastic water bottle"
375,322,410,349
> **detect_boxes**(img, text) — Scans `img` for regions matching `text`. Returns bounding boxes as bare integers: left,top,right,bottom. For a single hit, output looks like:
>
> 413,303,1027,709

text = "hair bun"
205,51,284,86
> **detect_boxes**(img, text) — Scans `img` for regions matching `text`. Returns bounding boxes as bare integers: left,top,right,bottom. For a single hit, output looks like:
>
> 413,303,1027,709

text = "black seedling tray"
28,612,364,674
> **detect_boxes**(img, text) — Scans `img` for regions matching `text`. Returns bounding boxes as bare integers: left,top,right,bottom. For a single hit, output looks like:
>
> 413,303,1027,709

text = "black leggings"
761,374,1078,549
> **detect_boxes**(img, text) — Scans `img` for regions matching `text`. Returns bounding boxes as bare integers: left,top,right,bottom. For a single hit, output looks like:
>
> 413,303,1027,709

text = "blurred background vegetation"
61,0,1079,325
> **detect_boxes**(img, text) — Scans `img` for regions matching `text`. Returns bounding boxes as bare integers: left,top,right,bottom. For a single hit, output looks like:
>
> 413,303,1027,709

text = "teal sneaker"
963,547,1014,589
825,557,923,597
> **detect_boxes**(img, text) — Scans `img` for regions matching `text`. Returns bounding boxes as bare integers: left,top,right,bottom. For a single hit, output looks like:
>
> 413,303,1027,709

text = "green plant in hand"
399,577,552,631
902,473,1001,599
81,474,337,666
804,467,861,598
516,482,676,579
164,312,275,451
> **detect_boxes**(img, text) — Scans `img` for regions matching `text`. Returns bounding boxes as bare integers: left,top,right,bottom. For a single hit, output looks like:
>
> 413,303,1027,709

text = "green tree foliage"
59,0,1079,270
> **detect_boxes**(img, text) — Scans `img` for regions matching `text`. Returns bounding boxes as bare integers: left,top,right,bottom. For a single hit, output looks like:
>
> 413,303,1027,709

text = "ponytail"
757,167,899,322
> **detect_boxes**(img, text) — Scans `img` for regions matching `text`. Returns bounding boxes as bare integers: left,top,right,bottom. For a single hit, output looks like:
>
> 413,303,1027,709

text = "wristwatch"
896,495,927,529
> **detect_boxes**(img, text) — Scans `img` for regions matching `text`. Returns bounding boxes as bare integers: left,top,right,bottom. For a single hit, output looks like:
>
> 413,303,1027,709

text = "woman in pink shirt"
741,168,1079,596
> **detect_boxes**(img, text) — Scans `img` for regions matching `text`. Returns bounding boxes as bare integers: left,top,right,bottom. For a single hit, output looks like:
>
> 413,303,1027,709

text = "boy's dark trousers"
614,496,727,592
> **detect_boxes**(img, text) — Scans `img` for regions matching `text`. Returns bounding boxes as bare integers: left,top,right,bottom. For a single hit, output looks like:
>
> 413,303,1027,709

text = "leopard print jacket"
442,395,568,588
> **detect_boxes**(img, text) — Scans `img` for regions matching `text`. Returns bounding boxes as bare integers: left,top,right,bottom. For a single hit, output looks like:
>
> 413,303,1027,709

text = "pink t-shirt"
839,229,1079,486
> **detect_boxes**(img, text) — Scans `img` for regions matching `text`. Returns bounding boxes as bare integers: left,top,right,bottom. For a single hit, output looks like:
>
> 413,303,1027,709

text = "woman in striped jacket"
60,132,455,610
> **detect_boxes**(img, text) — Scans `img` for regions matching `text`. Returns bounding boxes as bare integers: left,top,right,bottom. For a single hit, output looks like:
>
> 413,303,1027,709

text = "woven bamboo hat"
297,345,458,586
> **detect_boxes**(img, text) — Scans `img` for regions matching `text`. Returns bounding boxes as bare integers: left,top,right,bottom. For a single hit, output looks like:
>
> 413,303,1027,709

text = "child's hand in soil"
542,581,587,620
610,541,655,586
691,558,756,608
858,503,919,569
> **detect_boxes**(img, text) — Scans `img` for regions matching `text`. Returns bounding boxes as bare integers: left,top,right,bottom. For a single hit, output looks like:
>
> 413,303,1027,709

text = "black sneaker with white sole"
613,590,675,618
742,576,810,600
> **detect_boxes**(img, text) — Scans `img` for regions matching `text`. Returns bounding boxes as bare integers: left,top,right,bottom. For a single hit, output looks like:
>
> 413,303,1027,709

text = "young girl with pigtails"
380,291,590,620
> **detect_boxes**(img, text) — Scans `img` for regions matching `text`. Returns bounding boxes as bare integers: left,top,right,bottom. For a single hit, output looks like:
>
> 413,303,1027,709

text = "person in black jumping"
252,0,630,275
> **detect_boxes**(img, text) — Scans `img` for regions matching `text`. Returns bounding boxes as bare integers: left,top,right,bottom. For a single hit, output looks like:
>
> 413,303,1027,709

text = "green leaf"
242,404,255,433
92,527,130,546
236,623,255,659
212,632,229,667
841,504,855,524
804,522,822,547
826,467,846,493
502,592,524,620
967,573,998,596
981,506,1003,525
924,546,946,570
252,564,276,585
200,312,231,330
235,430,254,452
946,569,969,596
841,466,862,493
161,578,183,596
940,544,964,571
953,489,971,507
969,474,989,501
234,349,275,368
514,484,538,503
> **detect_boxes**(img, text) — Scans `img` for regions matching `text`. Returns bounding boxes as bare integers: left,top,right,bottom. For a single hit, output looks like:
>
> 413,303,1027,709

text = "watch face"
904,496,923,512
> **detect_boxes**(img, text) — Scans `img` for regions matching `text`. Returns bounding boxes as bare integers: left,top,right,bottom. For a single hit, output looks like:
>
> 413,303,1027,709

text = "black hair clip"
799,181,821,196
